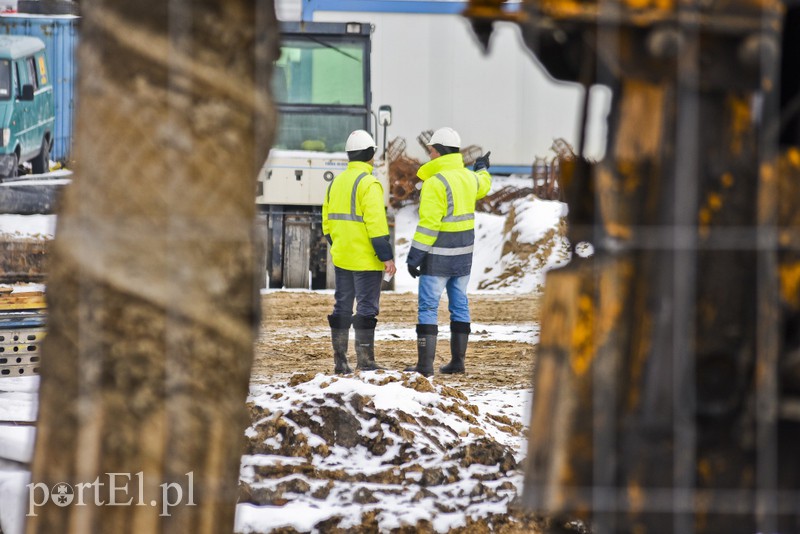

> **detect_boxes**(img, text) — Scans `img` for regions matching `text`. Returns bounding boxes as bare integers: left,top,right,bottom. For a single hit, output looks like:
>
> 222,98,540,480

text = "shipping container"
0,13,77,163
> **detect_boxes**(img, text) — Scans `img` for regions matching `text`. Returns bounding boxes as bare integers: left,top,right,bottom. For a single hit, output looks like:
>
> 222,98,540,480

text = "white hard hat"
427,127,461,149
345,130,377,152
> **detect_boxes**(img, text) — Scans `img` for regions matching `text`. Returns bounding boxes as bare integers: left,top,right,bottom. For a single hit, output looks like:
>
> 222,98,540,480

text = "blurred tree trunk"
27,1,278,533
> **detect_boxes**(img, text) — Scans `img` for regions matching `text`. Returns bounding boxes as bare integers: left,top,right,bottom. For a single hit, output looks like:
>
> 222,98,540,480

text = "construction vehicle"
256,21,392,290
460,0,800,532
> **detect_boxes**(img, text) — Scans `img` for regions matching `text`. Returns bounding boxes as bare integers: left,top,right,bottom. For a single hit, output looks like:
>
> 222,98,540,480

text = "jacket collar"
417,153,465,181
347,160,373,173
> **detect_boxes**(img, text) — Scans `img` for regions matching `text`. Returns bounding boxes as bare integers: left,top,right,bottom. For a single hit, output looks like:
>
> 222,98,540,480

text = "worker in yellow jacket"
405,127,492,377
323,130,396,374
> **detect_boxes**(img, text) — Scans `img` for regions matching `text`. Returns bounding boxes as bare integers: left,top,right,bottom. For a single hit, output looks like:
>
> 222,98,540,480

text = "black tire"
31,137,50,175
2,152,19,179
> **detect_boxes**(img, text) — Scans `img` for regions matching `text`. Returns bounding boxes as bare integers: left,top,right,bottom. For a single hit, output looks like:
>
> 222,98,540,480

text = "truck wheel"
1,152,19,179
31,138,50,175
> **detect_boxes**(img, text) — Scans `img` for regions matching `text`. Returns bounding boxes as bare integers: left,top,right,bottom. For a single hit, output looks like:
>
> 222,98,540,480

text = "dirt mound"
477,200,570,292
239,372,546,533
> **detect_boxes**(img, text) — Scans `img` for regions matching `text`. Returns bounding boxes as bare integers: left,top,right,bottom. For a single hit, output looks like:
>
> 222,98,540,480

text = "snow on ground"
0,427,34,464
0,169,66,239
377,322,540,343
0,367,534,534
0,471,29,534
0,215,56,239
0,377,38,423
236,372,532,533
0,379,37,533
0,168,72,186
265,322,540,344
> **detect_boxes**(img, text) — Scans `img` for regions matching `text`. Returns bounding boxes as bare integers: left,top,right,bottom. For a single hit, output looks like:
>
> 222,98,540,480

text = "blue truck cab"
0,35,55,178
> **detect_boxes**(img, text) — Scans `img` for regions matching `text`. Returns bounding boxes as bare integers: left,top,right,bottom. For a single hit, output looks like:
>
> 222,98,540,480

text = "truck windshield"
271,35,369,152
272,37,366,105
0,60,10,100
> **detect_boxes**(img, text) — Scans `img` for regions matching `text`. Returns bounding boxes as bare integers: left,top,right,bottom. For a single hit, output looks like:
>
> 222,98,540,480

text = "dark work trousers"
332,267,383,319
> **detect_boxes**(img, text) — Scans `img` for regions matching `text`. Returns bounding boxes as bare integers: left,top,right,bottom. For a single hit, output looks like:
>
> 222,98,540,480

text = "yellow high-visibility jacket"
322,161,392,271
407,153,492,276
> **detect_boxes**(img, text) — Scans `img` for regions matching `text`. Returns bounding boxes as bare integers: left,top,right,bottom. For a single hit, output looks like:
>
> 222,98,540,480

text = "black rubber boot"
354,315,383,371
405,324,437,377
441,321,469,374
328,314,352,374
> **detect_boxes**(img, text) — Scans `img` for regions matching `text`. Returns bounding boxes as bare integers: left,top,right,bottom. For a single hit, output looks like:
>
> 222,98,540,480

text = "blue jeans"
418,274,470,325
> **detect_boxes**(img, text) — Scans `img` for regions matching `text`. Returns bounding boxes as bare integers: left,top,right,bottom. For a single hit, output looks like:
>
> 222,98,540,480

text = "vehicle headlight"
1,129,9,147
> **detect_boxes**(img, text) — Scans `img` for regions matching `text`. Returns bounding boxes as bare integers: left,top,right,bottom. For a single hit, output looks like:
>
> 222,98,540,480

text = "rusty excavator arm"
463,0,800,532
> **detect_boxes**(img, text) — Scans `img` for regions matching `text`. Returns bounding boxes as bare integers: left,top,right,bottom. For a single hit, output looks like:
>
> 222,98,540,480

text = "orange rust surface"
569,261,631,378
721,172,735,189
570,294,595,376
699,189,726,238
728,96,751,157
780,262,800,310
778,148,800,235
614,81,666,163
531,0,780,15
462,0,528,22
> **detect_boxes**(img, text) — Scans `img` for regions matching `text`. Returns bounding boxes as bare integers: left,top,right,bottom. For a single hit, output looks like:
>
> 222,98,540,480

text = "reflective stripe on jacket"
407,153,492,276
322,161,392,271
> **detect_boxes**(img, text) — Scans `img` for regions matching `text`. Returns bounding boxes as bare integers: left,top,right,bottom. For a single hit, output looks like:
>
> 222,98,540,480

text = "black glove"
408,264,420,279
474,151,491,172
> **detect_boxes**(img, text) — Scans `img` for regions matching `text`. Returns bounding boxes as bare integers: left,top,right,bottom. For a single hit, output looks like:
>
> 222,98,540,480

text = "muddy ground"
251,291,540,391
244,289,558,534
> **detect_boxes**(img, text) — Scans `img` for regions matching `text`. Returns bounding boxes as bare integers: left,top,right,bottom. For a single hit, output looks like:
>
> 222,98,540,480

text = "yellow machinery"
464,0,800,532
